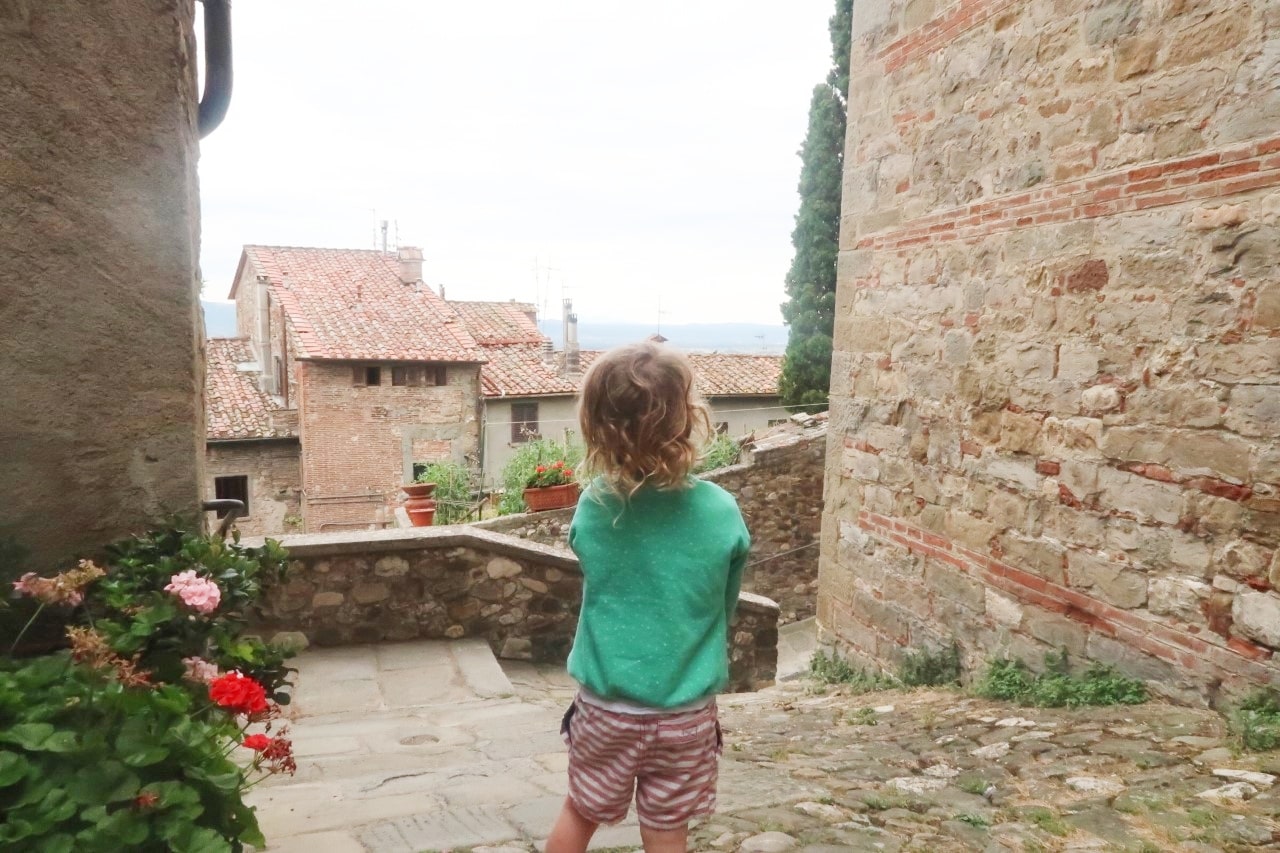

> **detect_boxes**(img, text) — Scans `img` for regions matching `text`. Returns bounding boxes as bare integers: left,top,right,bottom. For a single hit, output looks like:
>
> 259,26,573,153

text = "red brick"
1227,637,1274,662
1200,161,1262,182
1185,477,1253,502
1036,460,1061,476
1254,136,1280,156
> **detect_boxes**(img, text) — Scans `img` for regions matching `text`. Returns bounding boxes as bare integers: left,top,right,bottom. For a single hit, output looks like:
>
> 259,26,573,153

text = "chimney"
562,298,580,378
541,339,555,366
397,246,423,285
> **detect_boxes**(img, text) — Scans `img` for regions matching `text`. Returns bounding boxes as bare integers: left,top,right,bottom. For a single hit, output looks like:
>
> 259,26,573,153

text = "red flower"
563,469,573,477
535,465,546,473
242,733,271,751
209,671,269,715
552,461,563,468
136,791,159,809
261,728,297,776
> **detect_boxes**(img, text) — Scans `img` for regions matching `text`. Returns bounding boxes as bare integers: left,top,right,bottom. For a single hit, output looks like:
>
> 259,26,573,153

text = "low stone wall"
471,428,827,623
250,526,779,693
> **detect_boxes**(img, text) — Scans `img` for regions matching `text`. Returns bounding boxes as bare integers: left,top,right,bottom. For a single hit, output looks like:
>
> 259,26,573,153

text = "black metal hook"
197,0,233,137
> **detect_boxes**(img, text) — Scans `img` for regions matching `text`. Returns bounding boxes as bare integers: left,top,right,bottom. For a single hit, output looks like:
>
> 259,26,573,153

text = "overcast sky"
197,1,834,326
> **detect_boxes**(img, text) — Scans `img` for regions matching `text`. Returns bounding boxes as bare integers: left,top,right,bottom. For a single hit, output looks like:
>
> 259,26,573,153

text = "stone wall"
251,526,780,692
472,427,828,623
0,0,204,567
822,0,1280,705
206,440,302,538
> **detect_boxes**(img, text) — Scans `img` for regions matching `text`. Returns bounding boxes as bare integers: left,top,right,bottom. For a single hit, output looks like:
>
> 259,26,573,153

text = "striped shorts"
560,697,722,831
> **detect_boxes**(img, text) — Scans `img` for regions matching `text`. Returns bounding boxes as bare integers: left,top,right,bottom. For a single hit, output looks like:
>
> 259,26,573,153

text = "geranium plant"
526,459,576,489
1,522,297,850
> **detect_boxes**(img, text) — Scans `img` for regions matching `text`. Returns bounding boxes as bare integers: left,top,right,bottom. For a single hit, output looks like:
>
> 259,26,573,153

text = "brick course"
823,0,1280,705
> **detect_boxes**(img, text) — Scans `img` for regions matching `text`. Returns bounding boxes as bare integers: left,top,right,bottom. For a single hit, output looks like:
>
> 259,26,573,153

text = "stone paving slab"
255,639,1280,852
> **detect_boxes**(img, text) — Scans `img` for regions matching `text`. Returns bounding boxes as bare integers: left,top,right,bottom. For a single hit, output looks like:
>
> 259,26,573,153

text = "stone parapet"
248,526,779,693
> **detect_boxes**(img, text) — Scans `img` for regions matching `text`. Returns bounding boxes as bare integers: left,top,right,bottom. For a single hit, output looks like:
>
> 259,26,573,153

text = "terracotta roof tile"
576,350,782,397
478,344,580,398
205,338,297,440
239,246,483,362
448,301,544,345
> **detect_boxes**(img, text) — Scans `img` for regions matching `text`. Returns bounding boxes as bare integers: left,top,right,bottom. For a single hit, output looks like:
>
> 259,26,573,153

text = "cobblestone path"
510,667,1280,852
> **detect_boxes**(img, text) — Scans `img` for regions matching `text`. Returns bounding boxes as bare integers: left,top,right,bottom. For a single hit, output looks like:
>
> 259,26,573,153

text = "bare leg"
546,797,598,853
639,822,688,853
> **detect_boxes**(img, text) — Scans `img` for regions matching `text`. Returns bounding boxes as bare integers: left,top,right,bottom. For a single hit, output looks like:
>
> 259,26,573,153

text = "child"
546,341,751,853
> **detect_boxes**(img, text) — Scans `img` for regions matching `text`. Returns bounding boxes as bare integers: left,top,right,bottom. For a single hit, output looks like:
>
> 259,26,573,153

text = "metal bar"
197,0,233,137
202,499,245,539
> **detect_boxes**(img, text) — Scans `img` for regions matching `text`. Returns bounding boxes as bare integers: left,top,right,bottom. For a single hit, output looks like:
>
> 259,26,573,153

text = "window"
715,422,729,435
275,356,288,405
391,365,449,387
354,365,382,386
214,475,249,518
511,402,540,443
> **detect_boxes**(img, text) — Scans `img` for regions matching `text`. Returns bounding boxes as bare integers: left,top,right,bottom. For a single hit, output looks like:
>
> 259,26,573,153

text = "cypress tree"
779,0,852,409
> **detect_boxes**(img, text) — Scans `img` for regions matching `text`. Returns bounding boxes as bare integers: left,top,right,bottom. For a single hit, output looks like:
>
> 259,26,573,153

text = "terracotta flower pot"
523,483,580,512
403,482,437,527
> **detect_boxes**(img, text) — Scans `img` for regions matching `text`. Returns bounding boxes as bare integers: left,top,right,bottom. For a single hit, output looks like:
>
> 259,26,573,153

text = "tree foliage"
779,0,853,409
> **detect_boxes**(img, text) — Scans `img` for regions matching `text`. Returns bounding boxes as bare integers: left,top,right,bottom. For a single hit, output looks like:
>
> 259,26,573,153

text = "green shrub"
808,650,897,692
498,437,584,515
0,654,266,851
2,523,298,850
415,461,476,525
693,433,742,474
1230,690,1280,752
898,642,962,687
975,650,1147,708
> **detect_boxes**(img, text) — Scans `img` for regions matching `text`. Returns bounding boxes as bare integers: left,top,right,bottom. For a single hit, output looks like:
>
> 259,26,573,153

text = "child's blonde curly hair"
578,341,713,498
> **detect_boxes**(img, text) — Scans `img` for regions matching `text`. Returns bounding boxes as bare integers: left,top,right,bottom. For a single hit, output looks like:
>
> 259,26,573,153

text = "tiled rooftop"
205,338,297,441
235,246,484,363
478,344,580,398
447,301,577,398
576,350,782,397
448,301,544,346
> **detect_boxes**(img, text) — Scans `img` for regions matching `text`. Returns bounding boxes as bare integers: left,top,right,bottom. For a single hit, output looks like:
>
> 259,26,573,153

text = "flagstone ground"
251,634,1279,853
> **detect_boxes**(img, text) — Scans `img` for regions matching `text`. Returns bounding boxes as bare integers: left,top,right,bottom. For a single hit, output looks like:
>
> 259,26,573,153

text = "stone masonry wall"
0,0,204,568
298,362,481,533
206,440,302,538
472,427,828,623
251,527,780,692
822,0,1280,705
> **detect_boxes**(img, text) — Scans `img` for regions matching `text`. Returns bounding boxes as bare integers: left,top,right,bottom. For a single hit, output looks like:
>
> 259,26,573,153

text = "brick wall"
298,362,480,533
823,0,1280,705
206,440,302,538
251,526,780,692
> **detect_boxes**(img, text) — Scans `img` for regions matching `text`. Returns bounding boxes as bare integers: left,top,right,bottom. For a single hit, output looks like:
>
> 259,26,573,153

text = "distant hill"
538,320,786,355
202,301,787,355
203,301,238,338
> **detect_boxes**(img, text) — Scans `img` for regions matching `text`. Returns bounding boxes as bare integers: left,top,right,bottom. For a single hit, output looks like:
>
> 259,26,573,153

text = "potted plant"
401,482,437,526
522,460,579,512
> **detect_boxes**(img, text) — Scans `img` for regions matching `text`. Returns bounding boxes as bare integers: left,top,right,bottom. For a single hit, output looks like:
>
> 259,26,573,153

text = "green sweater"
566,478,751,708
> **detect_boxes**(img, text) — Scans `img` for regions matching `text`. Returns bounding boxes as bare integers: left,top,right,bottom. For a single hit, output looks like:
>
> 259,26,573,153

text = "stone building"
210,246,486,533
206,253,788,529
821,0,1280,703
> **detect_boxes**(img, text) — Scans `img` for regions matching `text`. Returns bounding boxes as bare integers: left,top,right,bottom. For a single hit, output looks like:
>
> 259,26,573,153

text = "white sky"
198,1,834,325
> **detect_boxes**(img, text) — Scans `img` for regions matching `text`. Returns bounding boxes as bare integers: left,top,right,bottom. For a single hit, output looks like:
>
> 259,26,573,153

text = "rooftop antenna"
370,208,378,249
380,220,389,253
394,220,400,252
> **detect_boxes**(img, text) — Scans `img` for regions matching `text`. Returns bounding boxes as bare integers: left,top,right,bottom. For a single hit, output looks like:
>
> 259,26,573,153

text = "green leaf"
67,760,140,805
0,750,30,786
174,825,233,853
41,730,79,753
1,722,54,749
35,833,76,853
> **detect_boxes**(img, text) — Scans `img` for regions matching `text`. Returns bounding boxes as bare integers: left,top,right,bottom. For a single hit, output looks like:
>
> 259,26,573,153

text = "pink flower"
164,570,222,614
182,656,220,684
12,572,38,595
